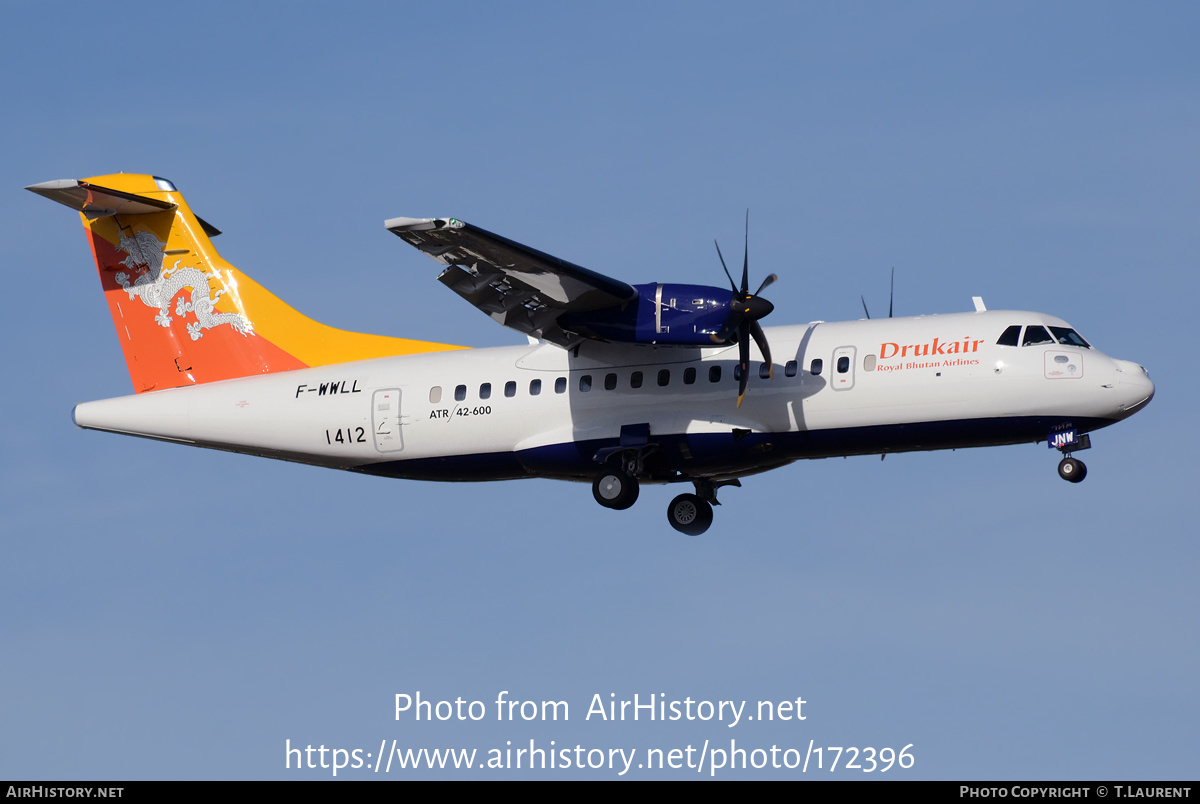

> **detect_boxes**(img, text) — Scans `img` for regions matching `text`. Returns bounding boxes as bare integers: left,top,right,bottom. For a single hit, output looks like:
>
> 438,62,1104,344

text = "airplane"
27,173,1155,535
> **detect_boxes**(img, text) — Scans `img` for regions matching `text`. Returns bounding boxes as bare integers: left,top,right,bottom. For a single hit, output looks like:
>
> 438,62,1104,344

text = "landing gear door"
372,388,404,452
832,346,856,391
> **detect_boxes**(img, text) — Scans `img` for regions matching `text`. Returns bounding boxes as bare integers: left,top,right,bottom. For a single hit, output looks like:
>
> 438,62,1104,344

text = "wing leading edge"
386,216,636,347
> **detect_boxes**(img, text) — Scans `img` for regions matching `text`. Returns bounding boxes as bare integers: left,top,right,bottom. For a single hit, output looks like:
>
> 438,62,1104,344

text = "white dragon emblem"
113,230,254,340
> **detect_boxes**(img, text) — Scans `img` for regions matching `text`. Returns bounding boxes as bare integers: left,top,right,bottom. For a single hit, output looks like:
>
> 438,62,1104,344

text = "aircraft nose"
1111,359,1154,416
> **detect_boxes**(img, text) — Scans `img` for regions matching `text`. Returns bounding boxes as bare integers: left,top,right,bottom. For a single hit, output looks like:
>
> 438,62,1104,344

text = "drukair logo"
879,337,986,360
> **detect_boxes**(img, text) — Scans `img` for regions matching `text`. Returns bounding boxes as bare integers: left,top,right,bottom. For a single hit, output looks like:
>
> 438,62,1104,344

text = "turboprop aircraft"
28,174,1155,534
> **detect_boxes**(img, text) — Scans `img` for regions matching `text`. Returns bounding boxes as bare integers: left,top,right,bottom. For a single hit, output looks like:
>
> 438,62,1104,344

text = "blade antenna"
889,266,895,318
861,295,871,319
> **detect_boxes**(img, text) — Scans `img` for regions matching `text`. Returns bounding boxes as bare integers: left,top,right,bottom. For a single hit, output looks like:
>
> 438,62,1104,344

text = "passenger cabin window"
684,367,696,385
579,375,592,392
810,359,823,376
429,386,442,404
604,373,617,391
709,366,722,383
733,365,743,381
555,377,566,394
785,361,798,377
454,384,467,402
997,325,1021,346
864,354,876,372
837,356,850,373
657,369,670,387
530,379,542,396
630,371,643,389
479,382,491,400
504,381,516,398
758,363,771,379
1022,326,1055,347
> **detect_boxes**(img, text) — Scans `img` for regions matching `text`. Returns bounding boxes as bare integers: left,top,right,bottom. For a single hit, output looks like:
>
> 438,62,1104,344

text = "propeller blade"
750,320,772,379
714,240,737,292
709,316,737,344
736,323,750,408
754,273,777,296
740,210,749,295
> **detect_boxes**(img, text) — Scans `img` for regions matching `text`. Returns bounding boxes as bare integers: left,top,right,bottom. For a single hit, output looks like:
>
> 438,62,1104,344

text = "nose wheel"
1057,457,1087,483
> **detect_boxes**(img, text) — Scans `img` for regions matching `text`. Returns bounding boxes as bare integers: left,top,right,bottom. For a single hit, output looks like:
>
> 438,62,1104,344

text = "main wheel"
593,471,639,509
1057,457,1087,483
667,493,714,535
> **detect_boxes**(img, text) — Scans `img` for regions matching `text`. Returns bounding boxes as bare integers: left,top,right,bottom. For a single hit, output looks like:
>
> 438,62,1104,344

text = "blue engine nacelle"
560,283,736,346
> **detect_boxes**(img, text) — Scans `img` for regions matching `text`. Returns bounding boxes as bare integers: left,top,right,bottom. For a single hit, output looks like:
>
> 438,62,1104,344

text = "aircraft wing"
386,217,636,347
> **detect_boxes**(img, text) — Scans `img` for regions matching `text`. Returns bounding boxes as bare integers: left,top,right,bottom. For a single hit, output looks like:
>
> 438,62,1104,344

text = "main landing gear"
592,468,739,536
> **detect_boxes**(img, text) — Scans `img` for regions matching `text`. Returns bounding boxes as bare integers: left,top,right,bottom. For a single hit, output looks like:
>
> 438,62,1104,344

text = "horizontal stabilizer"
25,179,177,218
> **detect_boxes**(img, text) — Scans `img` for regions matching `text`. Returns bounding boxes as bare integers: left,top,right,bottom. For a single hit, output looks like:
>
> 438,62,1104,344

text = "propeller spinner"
711,213,777,407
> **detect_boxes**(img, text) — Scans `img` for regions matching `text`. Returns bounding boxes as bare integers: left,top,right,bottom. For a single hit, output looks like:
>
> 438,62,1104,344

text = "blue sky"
2,2,1196,779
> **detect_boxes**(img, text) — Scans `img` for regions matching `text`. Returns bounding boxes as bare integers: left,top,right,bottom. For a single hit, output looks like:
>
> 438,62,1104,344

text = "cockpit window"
1049,327,1091,348
996,325,1021,347
1022,326,1055,346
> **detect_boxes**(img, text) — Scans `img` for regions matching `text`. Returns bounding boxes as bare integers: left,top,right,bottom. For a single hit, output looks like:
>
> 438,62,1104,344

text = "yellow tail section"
29,174,464,393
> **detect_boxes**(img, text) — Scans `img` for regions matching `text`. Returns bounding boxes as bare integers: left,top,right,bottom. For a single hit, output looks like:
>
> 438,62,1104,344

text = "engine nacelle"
560,283,736,346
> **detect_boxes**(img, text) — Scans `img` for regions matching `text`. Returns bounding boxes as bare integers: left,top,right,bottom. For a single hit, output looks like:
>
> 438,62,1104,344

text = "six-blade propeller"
711,212,777,407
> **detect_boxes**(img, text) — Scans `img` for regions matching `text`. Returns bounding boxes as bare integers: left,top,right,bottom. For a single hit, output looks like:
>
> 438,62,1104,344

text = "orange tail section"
28,174,464,392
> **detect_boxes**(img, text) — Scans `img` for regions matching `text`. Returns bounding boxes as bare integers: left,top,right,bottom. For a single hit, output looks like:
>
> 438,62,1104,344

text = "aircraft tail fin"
28,174,464,393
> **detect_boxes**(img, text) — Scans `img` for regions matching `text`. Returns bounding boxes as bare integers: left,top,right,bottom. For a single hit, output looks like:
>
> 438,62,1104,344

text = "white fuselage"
72,310,1154,485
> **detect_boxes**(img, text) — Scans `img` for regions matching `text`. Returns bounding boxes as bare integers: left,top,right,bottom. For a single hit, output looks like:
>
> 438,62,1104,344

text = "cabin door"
372,388,405,452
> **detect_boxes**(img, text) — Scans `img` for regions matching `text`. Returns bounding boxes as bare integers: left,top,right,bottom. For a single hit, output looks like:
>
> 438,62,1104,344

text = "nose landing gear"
1049,429,1091,484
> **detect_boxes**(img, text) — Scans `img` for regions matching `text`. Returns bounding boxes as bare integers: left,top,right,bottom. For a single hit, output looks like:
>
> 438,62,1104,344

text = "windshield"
1049,326,1091,348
